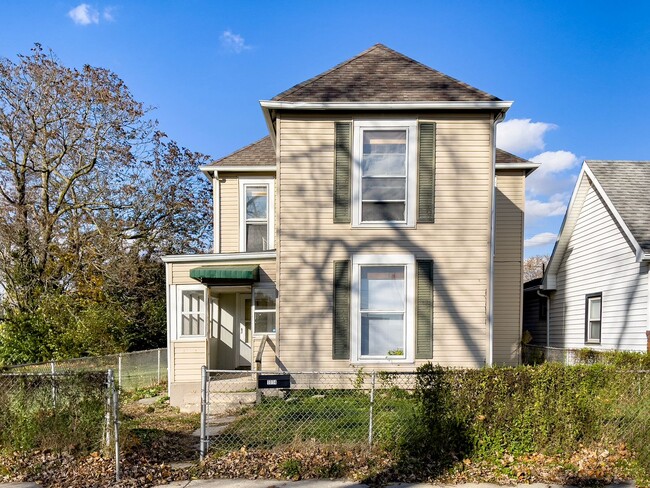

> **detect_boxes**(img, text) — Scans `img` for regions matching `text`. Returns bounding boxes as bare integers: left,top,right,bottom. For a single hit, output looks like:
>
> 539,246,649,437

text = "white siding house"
542,161,650,352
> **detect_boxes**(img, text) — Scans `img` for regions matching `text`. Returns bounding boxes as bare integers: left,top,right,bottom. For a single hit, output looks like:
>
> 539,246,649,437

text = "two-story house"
162,44,538,410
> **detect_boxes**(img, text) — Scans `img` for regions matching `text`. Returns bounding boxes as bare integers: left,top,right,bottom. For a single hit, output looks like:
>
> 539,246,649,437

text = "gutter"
496,162,540,175
161,251,277,263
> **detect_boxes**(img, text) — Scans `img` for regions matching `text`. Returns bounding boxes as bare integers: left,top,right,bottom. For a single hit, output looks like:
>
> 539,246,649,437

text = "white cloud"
102,7,115,21
526,150,580,197
526,197,568,219
220,30,251,53
497,118,557,154
525,232,557,248
68,4,99,25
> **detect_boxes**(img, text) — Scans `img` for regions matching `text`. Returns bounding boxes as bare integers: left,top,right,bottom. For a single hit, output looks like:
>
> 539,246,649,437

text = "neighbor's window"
351,254,415,362
179,288,205,337
240,178,274,252
253,287,276,335
353,121,417,227
586,294,602,344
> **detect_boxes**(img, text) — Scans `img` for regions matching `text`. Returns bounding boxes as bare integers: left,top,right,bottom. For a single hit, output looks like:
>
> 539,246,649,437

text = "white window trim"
350,254,415,363
174,284,208,341
239,178,275,252
352,120,418,228
252,285,277,337
586,294,602,344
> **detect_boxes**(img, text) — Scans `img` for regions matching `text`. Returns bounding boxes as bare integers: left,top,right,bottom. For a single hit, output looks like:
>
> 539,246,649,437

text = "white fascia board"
161,251,276,263
200,165,276,173
496,162,540,176
260,100,513,111
583,163,646,262
542,164,589,290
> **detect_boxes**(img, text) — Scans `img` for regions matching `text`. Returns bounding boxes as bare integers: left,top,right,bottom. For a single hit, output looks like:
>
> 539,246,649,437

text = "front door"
236,294,252,368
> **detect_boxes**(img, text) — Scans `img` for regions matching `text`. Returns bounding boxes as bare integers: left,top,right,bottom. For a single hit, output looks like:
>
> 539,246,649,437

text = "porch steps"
208,374,257,416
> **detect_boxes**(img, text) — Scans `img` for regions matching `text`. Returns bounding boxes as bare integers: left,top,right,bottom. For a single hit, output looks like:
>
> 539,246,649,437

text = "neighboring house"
522,278,547,346
540,161,650,353
161,44,538,410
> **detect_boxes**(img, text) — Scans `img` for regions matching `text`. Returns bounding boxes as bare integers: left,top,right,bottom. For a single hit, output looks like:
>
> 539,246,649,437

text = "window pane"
362,177,406,201
589,298,601,320
362,131,406,177
361,266,405,311
254,288,276,310
182,313,204,336
254,311,276,333
182,290,203,313
361,312,404,356
246,186,268,220
361,154,406,176
590,321,601,341
362,202,405,222
246,223,268,251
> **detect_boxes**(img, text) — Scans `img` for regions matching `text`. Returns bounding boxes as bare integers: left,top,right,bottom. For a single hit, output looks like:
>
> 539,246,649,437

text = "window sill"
352,222,415,229
351,358,414,365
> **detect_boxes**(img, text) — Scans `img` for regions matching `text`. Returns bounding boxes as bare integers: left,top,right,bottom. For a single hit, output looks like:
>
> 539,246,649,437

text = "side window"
585,294,602,344
240,179,274,252
352,121,417,227
178,288,205,337
253,287,276,335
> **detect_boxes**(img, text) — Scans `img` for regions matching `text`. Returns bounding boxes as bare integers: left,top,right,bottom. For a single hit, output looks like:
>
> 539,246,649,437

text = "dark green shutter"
334,122,352,223
332,260,351,359
417,122,436,223
416,259,434,359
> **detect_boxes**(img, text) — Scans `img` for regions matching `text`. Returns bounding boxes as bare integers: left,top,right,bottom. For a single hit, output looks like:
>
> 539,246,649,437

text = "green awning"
189,265,259,284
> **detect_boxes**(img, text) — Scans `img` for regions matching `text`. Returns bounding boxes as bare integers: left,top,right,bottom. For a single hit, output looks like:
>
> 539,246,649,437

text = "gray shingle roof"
496,148,532,165
272,44,501,103
587,161,650,253
208,136,275,167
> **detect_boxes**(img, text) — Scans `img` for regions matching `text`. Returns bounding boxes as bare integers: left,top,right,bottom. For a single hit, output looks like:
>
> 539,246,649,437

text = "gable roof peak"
271,43,501,103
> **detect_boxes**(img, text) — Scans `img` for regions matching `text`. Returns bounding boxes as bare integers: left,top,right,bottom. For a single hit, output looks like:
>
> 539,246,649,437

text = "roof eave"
496,162,540,176
199,165,277,174
260,100,512,111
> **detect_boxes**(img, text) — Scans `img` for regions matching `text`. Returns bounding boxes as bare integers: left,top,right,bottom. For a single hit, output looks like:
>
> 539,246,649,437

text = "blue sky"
2,1,650,258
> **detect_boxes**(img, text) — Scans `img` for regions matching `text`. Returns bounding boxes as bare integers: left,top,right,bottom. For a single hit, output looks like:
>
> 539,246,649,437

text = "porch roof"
189,265,259,284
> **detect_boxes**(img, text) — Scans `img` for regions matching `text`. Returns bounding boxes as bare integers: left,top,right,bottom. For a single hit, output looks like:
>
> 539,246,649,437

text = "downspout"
537,288,551,347
212,170,220,253
488,111,506,366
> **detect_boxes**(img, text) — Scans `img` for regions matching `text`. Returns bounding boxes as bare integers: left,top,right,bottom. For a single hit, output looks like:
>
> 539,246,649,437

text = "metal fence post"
368,370,376,446
106,370,114,451
113,373,120,481
118,353,122,387
157,348,161,384
50,360,57,408
200,366,208,459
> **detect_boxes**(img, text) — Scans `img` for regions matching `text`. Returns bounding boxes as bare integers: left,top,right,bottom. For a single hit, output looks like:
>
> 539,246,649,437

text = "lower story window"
352,254,414,362
178,287,205,337
253,287,276,334
586,293,602,344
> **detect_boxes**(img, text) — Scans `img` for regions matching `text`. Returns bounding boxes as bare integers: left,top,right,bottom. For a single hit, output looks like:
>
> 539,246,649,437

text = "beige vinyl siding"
217,172,276,254
549,183,648,351
171,340,207,382
493,170,525,365
277,113,493,370
170,258,276,285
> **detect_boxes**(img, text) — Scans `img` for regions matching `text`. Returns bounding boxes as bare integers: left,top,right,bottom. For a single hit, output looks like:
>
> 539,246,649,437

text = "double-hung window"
351,254,415,362
352,120,417,227
240,178,274,252
177,286,206,338
585,293,602,344
252,287,276,335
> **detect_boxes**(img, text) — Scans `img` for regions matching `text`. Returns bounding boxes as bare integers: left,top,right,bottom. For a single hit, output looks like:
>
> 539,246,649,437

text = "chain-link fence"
522,344,584,364
200,369,420,457
6,348,167,390
0,370,120,479
200,366,650,477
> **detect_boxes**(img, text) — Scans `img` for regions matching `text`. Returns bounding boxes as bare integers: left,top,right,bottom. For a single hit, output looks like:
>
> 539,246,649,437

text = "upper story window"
352,120,417,227
240,178,274,252
585,293,602,344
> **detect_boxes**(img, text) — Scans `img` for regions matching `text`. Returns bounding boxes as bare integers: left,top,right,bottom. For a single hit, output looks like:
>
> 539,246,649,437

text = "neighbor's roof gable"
587,161,650,254
206,136,275,168
543,160,650,289
272,44,501,103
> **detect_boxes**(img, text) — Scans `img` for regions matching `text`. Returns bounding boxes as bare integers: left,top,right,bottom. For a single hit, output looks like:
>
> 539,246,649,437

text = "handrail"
255,334,269,371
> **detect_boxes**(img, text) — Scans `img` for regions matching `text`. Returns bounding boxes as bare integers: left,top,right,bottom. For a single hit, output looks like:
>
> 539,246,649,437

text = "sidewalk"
154,482,635,488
